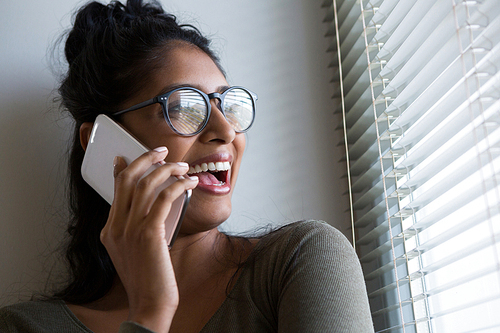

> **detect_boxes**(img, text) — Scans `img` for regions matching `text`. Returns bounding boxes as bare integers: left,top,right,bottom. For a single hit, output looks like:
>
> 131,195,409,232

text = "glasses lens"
167,89,208,135
223,88,254,132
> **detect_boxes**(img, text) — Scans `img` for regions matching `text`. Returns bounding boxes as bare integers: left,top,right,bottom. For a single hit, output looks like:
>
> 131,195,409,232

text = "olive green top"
0,221,374,332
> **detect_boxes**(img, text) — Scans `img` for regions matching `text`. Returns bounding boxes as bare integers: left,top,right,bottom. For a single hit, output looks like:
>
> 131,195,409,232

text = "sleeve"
119,321,156,333
277,222,374,333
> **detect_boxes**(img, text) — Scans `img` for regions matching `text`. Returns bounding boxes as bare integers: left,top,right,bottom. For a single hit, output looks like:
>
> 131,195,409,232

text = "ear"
80,122,94,151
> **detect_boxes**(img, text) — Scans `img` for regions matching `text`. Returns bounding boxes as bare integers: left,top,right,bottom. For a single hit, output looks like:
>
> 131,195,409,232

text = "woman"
0,0,373,332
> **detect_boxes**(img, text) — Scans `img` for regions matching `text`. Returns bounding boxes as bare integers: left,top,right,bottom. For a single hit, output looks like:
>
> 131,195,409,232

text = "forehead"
152,44,228,94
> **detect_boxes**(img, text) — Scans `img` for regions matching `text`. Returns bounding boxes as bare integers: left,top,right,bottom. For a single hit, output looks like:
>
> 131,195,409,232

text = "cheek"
123,121,193,161
235,134,246,155
231,135,246,179
119,114,181,152
138,134,191,162
162,138,196,162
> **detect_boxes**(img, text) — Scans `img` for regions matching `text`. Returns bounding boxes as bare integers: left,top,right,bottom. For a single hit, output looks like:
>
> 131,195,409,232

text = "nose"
207,93,223,114
198,97,236,144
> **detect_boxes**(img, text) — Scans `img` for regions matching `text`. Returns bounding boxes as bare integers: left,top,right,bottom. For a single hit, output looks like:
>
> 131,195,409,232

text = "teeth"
188,161,231,174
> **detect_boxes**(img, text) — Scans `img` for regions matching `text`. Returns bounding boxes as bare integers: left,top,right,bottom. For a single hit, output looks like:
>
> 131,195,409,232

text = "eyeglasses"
112,86,257,136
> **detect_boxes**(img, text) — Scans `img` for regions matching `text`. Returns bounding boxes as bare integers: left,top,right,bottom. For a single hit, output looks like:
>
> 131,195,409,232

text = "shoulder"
205,221,374,332
260,219,360,280
282,219,349,244
0,300,88,333
263,219,349,244
1,299,62,313
246,220,360,296
255,220,355,264
250,221,374,332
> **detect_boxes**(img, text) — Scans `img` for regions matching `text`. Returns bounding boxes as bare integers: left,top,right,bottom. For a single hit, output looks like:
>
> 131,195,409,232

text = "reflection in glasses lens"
170,106,206,134
164,87,255,135
223,88,254,131
168,90,208,135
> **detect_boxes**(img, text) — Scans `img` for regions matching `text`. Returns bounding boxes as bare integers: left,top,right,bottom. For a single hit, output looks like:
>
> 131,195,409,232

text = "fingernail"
158,160,166,166
189,176,199,181
177,162,189,168
153,146,168,152
113,156,119,167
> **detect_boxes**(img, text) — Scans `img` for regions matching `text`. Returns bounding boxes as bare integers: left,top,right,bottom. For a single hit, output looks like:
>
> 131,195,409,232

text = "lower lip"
195,182,231,195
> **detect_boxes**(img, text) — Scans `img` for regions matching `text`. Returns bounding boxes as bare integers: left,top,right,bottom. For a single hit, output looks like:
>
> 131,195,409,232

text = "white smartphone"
81,114,191,248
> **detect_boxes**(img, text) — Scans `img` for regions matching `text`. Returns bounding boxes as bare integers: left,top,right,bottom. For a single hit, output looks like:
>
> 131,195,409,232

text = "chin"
178,193,232,235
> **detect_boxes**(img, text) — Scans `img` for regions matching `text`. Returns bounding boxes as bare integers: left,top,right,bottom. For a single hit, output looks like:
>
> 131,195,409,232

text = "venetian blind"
323,0,500,332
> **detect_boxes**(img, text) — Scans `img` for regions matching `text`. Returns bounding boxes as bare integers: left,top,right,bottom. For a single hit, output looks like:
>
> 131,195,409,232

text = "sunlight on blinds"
323,0,500,332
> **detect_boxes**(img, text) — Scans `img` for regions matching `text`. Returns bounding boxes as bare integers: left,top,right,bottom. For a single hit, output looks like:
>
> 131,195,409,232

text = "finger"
102,155,128,236
113,156,128,180
146,176,198,227
113,147,169,211
130,162,190,217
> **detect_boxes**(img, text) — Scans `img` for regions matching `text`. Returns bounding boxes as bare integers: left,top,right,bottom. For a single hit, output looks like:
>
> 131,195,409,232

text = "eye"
141,104,166,122
167,103,183,119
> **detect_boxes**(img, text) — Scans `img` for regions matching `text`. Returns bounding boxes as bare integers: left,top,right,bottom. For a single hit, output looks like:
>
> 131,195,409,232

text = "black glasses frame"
111,86,257,136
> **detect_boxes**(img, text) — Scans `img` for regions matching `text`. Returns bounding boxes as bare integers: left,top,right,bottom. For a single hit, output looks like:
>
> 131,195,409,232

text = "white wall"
0,0,348,306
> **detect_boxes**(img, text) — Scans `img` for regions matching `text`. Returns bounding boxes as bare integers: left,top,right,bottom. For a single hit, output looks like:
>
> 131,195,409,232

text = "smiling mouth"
188,161,231,186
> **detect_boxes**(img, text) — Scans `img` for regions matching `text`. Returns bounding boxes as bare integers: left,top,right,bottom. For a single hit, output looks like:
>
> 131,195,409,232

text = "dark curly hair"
54,0,224,304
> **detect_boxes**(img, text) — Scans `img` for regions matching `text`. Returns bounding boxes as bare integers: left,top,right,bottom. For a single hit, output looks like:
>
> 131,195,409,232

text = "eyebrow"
156,84,231,96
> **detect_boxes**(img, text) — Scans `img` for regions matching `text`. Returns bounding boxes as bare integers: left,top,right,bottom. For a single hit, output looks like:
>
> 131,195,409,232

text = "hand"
100,146,198,333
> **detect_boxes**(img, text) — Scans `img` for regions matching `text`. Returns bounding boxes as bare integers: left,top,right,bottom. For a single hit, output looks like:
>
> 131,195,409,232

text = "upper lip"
187,152,233,168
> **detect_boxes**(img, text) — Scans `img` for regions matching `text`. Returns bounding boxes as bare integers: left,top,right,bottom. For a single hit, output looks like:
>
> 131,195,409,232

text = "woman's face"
119,45,246,234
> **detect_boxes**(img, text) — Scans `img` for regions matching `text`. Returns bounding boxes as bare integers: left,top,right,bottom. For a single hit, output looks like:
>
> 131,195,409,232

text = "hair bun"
64,0,168,66
64,2,108,66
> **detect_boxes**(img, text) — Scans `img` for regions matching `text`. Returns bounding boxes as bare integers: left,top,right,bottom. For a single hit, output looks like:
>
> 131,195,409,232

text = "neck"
170,228,226,279
73,227,255,312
